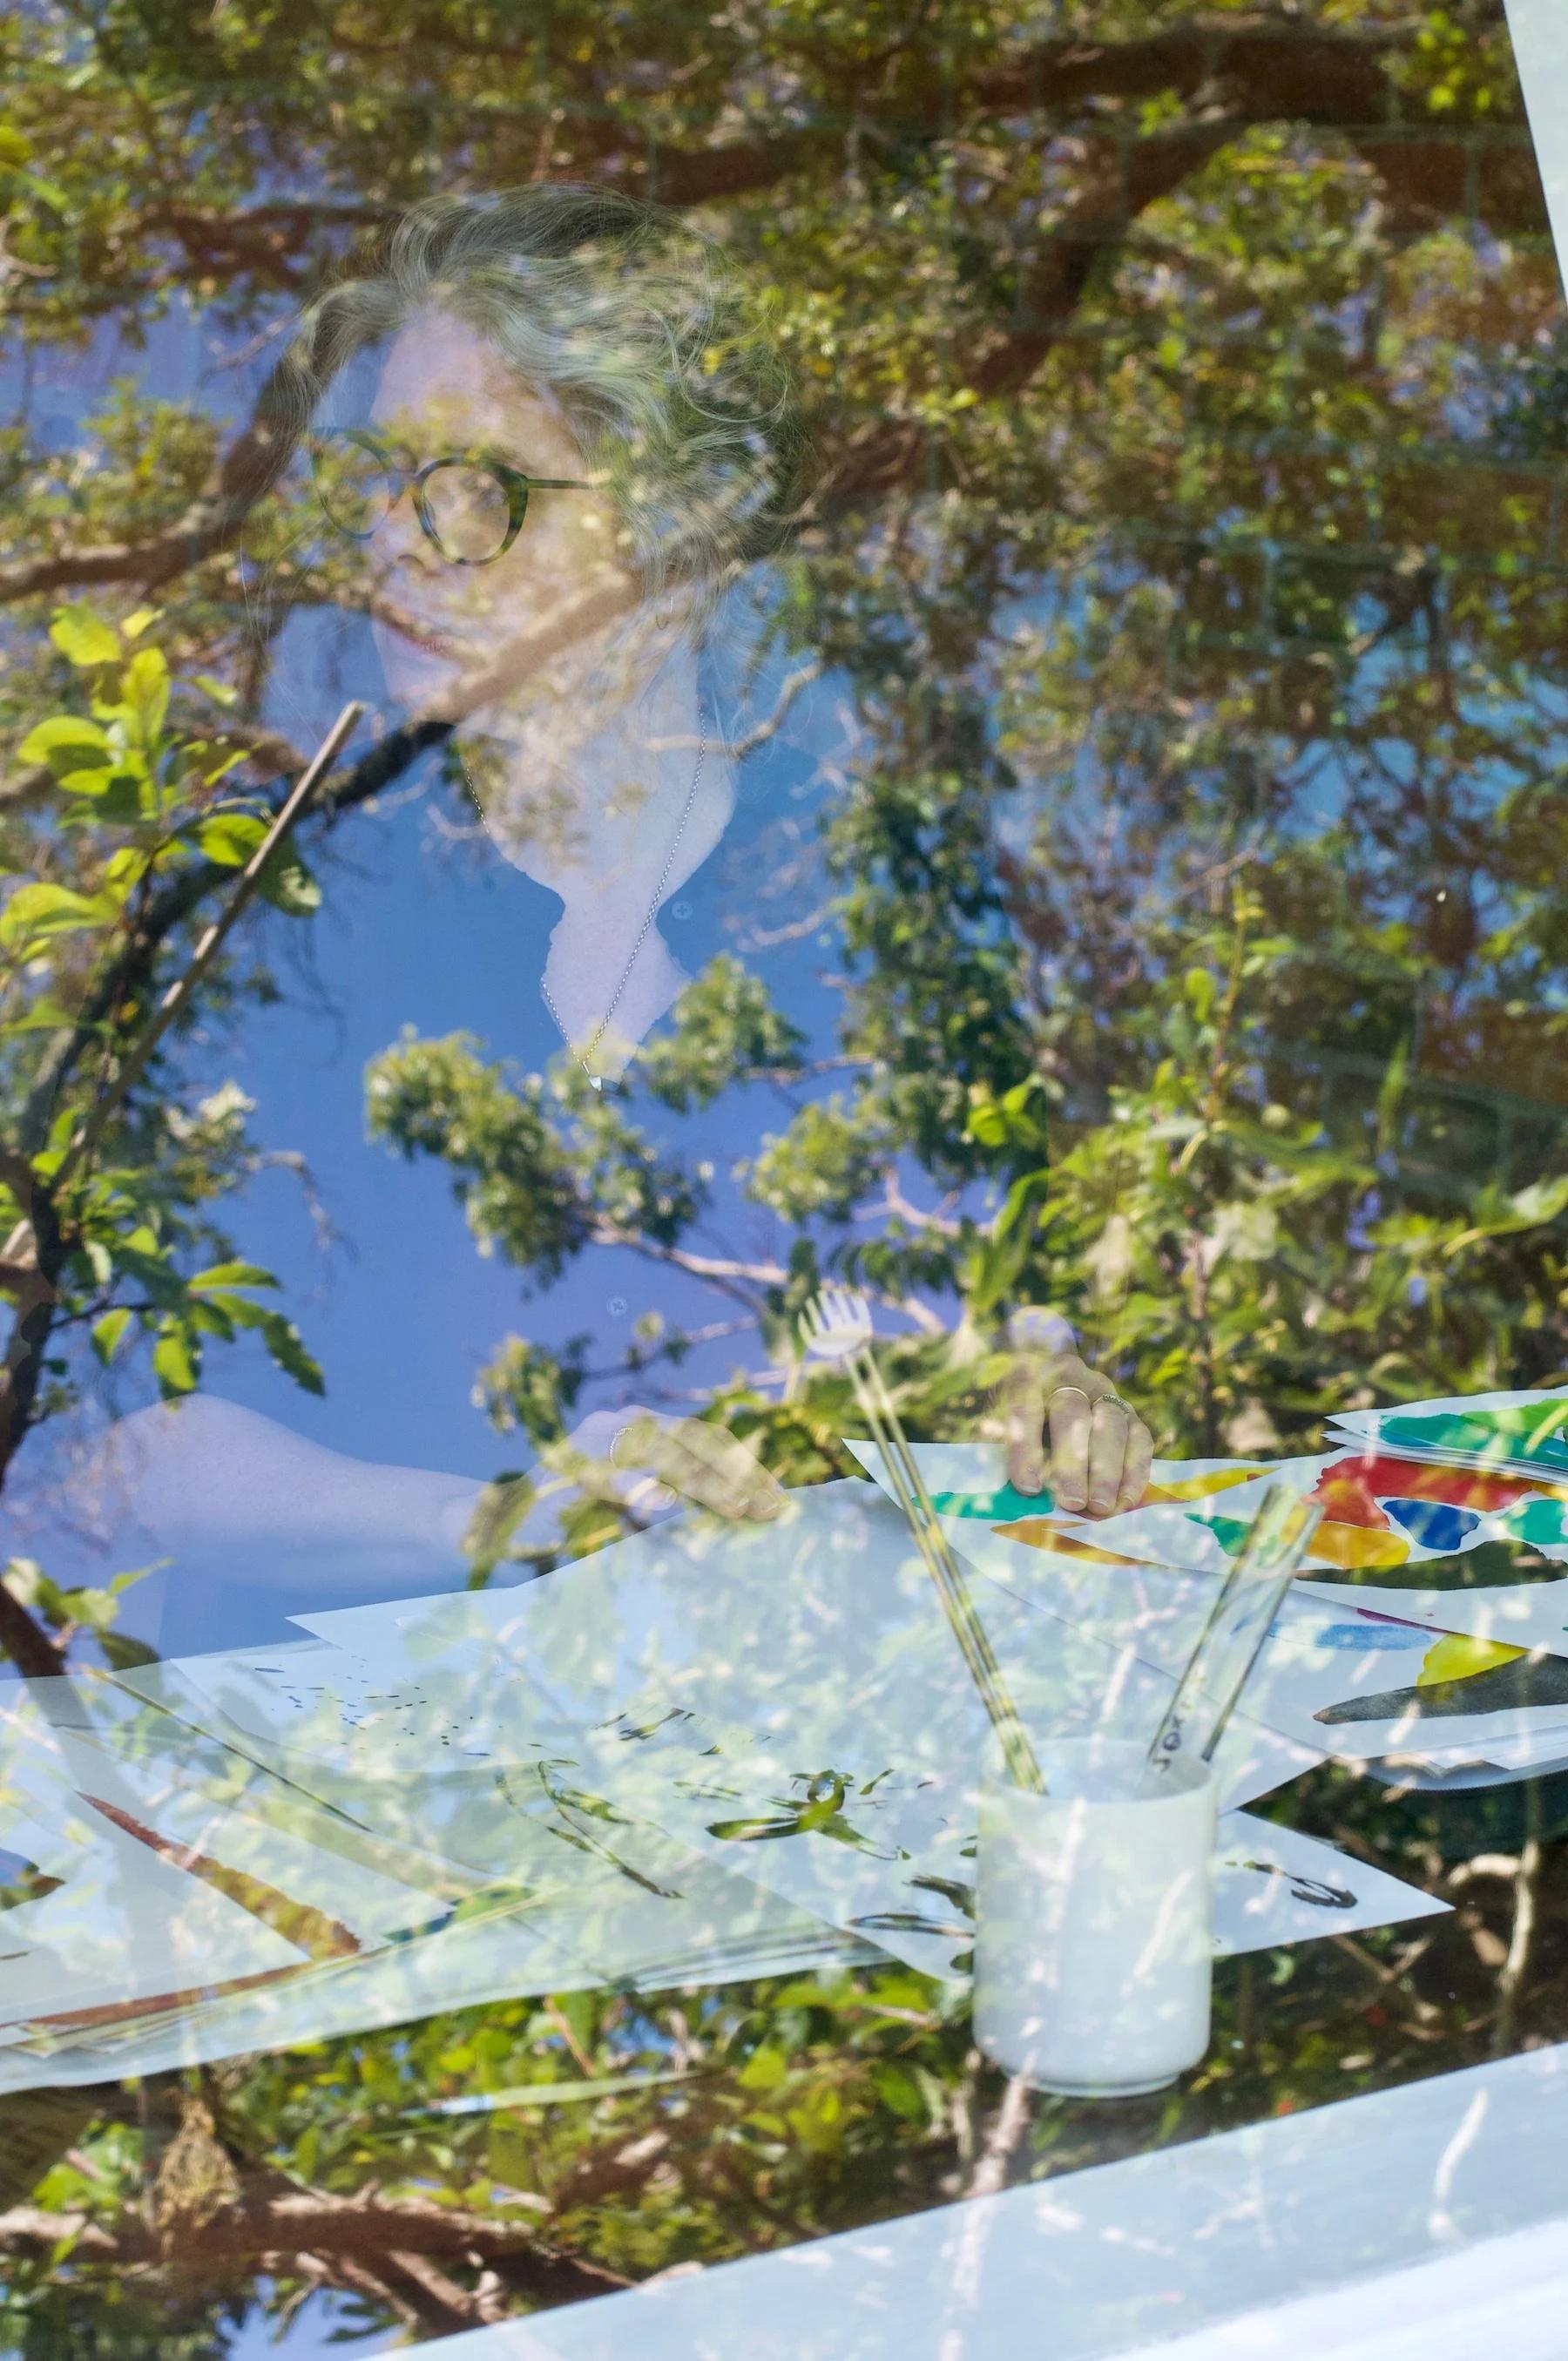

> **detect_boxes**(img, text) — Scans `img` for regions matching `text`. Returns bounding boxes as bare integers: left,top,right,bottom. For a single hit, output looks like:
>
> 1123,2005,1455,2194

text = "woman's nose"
366,486,436,578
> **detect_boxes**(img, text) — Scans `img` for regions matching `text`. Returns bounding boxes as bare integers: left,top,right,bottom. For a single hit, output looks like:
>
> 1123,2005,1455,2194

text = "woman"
47,188,1148,1641
272,188,783,1094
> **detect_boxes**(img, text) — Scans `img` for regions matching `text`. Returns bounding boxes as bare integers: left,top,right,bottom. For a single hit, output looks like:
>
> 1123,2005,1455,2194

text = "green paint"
1317,1651,1568,1723
929,1483,1054,1520
1193,1512,1253,1554
1381,1403,1568,1471
1504,1496,1568,1546
1319,1537,1566,1593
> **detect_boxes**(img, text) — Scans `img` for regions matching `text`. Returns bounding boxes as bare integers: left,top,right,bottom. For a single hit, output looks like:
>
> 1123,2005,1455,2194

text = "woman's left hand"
997,1350,1152,1518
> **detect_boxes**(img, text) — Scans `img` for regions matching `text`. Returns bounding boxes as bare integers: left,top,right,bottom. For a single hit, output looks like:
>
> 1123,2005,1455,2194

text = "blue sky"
13,295,853,1488
202,610,841,1485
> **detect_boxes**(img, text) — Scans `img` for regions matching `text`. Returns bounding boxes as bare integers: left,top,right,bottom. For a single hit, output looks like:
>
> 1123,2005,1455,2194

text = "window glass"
4,3,1568,2350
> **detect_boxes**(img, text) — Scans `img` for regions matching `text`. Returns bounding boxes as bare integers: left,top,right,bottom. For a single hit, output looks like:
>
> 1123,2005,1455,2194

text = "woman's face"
342,306,642,719
326,303,726,915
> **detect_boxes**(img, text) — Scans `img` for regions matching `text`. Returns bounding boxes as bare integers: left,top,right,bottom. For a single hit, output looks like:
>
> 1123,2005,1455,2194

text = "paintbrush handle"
848,1348,1046,1796
1145,1484,1322,1783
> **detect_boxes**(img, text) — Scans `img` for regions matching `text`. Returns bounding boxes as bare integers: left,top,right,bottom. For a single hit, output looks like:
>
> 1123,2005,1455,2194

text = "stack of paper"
0,1438,1482,2093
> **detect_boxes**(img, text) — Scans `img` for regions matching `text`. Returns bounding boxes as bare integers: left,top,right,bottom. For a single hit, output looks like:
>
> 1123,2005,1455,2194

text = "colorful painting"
1330,1389,1568,1484
1315,1630,1568,1726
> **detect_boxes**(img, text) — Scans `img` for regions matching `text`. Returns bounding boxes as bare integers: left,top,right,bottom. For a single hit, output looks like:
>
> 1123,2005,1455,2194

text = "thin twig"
53,701,363,1196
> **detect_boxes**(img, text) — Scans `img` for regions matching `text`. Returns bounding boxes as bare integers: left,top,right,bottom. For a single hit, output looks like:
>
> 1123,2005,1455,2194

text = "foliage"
3,0,1568,2341
0,609,328,1539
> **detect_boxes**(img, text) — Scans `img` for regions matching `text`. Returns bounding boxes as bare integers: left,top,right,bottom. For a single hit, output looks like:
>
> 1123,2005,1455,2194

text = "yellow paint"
1308,1521,1411,1572
1146,1468,1264,1504
993,1519,1145,1569
1418,1633,1527,1687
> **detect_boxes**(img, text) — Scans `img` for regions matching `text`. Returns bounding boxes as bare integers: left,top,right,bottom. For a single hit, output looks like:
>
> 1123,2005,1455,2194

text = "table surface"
7,1457,1568,2358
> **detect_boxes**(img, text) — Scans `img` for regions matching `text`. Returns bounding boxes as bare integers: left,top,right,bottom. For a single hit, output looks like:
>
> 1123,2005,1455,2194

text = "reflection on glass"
5,3,1568,2347
271,188,802,1088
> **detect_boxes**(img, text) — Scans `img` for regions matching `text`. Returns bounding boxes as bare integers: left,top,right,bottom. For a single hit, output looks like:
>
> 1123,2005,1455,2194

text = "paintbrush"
799,1287,1046,1795
1143,1482,1323,1787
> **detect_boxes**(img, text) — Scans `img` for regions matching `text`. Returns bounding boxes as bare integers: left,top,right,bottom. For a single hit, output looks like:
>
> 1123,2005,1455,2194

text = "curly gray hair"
266,185,802,618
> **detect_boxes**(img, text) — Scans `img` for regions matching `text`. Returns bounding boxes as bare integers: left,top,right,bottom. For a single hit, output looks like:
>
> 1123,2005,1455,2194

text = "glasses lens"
420,461,515,564
311,436,395,538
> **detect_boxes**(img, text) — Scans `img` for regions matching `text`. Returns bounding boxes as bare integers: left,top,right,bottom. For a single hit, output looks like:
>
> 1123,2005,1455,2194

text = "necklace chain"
540,720,708,1088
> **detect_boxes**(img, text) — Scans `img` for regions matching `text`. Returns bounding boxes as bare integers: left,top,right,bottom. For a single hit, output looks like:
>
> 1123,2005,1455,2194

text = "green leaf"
91,1308,132,1366
109,1239,186,1309
17,715,111,772
0,995,98,1034
48,605,120,667
1185,967,1217,1023
152,1321,199,1396
0,882,115,955
189,1290,266,1331
196,812,268,869
256,849,321,917
99,1631,161,1671
90,771,148,823
121,645,169,741
964,1095,1007,1148
193,673,239,708
260,1312,324,1394
19,167,68,215
187,1296,236,1342
189,1261,278,1292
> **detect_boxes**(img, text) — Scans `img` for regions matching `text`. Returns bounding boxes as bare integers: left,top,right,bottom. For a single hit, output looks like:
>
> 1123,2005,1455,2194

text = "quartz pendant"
590,1075,603,1090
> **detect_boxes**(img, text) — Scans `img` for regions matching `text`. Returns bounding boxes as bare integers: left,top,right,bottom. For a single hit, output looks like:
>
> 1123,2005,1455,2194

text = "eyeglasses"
308,429,590,566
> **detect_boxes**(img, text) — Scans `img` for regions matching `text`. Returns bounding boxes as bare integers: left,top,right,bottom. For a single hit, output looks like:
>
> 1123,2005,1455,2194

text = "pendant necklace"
539,718,707,1089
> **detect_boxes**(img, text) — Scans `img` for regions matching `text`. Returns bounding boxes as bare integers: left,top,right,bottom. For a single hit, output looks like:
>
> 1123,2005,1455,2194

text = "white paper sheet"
844,1444,1568,1773
0,1742,308,2028
294,1485,1445,1974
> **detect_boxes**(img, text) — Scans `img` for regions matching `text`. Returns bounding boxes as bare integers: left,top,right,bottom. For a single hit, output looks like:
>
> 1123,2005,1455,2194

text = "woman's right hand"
567,1405,785,1525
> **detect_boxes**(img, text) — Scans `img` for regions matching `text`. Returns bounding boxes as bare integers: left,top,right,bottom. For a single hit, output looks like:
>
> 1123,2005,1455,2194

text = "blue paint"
1318,1624,1418,1651
1382,1498,1480,1552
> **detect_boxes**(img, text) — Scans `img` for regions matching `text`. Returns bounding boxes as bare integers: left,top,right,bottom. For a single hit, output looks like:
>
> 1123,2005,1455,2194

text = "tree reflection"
3,0,1568,2344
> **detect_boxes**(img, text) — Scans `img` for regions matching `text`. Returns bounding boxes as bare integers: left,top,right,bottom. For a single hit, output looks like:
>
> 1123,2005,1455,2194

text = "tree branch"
2,17,1494,594
588,1221,788,1309
0,2192,628,2308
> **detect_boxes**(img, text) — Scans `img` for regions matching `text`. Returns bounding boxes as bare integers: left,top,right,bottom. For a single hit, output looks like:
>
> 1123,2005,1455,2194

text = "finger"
694,1425,785,1521
659,1423,782,1522
1047,1384,1093,1514
1086,1396,1132,1518
619,1470,681,1518
638,1431,748,1519
1112,1417,1154,1514
1000,1358,1049,1496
